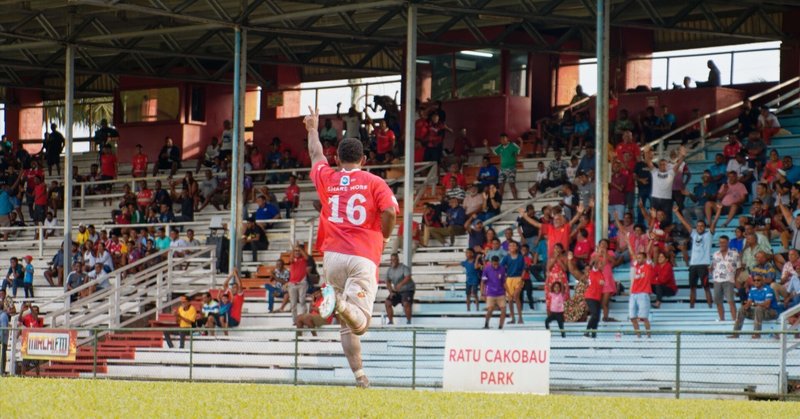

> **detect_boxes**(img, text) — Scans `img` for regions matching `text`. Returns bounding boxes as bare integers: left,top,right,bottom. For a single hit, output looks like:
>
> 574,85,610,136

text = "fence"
2,326,798,399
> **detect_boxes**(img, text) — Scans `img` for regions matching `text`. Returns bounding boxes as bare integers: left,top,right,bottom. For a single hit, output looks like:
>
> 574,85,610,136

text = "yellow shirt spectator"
177,305,197,328
75,229,90,245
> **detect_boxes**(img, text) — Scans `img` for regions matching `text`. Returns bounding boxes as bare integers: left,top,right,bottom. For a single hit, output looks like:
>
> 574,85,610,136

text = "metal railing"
1,327,797,398
779,302,800,393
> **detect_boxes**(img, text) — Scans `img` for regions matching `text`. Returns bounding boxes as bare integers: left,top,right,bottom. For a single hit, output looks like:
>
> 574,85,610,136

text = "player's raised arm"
304,106,326,166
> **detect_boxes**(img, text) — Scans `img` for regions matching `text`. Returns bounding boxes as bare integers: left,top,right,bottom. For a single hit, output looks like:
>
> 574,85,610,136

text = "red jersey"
585,269,604,301
631,261,654,294
573,238,594,259
33,183,48,206
24,169,43,191
100,154,117,177
21,314,44,328
614,142,639,171
137,189,153,208
311,161,399,267
289,255,307,284
375,128,396,154
426,122,446,147
723,142,741,159
653,262,678,293
285,184,300,205
441,173,467,190
543,223,570,258
415,118,429,141
225,290,244,322
132,154,148,176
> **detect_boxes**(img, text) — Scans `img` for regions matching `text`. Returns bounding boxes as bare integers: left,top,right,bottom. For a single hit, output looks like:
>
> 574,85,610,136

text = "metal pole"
411,330,417,389
675,331,681,399
594,0,610,242
189,331,194,380
64,44,75,319
779,318,787,395
92,329,98,378
401,3,417,268
293,331,299,385
228,27,247,273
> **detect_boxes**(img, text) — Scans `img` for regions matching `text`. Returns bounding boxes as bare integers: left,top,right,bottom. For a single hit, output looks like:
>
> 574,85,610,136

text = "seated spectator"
708,154,728,187
462,184,484,217
279,175,300,219
780,249,800,309
744,131,767,166
723,135,742,161
158,203,175,223
19,303,44,328
384,253,414,325
540,150,568,192
423,197,466,247
198,292,221,335
86,262,111,292
567,112,592,155
641,106,662,142
295,288,334,337
196,170,219,211
710,171,748,228
440,163,466,190
443,177,465,203
613,109,636,140
220,268,245,330
477,157,498,187
480,184,502,221
730,274,777,339
529,161,548,197
254,195,280,222
757,106,781,145
682,170,716,224
265,259,290,313
782,156,800,184
242,217,269,262
660,105,677,133
681,109,701,145
136,180,154,213
65,261,84,302
651,249,677,308
154,137,181,177
163,295,198,349
764,149,783,183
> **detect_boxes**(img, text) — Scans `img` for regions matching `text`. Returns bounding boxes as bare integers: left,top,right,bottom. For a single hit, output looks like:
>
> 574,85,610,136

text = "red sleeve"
310,160,332,189
372,177,400,214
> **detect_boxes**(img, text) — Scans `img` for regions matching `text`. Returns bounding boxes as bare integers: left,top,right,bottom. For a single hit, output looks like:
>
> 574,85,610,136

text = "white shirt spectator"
710,249,740,283
650,165,675,200
758,113,780,128
204,144,220,162
87,269,111,290
726,159,750,178
44,217,57,236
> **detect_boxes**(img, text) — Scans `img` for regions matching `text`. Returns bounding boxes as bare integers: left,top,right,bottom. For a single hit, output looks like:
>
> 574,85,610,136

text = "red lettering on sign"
480,371,515,385
483,349,549,364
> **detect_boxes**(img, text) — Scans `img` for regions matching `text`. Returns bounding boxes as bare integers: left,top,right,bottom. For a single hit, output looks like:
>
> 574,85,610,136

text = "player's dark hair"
337,138,364,164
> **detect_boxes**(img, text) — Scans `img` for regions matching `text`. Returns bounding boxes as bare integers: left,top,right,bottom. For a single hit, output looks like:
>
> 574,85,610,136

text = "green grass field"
0,377,797,418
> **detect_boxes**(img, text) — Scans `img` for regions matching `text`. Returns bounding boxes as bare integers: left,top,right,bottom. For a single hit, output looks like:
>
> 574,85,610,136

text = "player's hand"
303,106,319,132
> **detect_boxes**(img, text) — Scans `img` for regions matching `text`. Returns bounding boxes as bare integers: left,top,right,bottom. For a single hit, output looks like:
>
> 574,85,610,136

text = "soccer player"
305,107,399,389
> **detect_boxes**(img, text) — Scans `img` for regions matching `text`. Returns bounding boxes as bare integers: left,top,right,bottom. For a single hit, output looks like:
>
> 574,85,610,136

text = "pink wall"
3,89,44,153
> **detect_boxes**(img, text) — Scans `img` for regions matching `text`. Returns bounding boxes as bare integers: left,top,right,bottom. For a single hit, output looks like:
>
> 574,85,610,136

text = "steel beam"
402,3,416,271
229,26,246,273
63,44,75,307
595,0,610,242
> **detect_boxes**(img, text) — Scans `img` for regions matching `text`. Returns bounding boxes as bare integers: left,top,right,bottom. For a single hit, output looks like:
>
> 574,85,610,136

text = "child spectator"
545,282,566,338
22,255,34,298
461,248,482,311
481,256,507,329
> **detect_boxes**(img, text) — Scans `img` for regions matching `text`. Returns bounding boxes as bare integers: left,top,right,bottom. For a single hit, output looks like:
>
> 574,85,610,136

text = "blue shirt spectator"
461,259,481,286
255,202,280,221
784,164,800,184
748,284,777,311
578,153,595,174
708,160,727,186
692,182,717,206
478,165,499,186
0,189,12,217
446,205,466,227
24,263,33,284
534,239,548,265
501,253,525,277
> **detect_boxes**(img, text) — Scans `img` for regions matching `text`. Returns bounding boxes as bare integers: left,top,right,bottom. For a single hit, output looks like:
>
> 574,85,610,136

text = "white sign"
442,330,550,394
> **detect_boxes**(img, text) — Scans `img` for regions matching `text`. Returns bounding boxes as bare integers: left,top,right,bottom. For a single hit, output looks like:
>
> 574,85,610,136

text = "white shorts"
628,293,651,320
322,251,379,325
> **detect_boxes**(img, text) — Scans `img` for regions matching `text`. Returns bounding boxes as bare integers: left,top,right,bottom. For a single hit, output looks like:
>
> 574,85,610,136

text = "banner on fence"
20,329,78,362
442,330,550,394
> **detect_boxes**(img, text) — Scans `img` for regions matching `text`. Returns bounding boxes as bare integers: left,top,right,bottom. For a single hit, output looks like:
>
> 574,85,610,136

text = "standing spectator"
544,282,566,338
541,150,569,192
219,120,233,160
424,113,451,164
682,170,716,224
674,206,713,309
32,176,48,226
629,252,654,338
709,235,740,321
384,253,414,325
634,153,652,225
163,295,197,349
502,242,525,324
566,253,603,338
287,245,309,325
517,204,583,258
645,145,687,216
93,118,119,155
461,248,482,311
481,256,507,329
22,255,34,298
131,144,148,178
280,175,300,218
730,274,777,339
43,123,65,176
480,184,502,221
337,104,362,140
757,106,781,145
477,156,498,187
517,204,540,251
608,161,629,221
484,133,521,199
99,145,118,206
153,137,181,177
374,120,395,162
136,180,153,212
0,291,12,375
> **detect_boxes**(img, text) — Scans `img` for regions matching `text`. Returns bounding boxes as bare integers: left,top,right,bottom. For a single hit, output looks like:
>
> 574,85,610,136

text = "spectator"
710,172,748,228
481,256,507,329
544,281,566,338
567,112,592,155
136,181,154,213
466,217,486,250
220,269,244,329
757,106,781,145
43,123,65,176
782,156,800,184
644,144,687,216
423,197,466,247
153,137,181,177
86,262,111,292
608,160,629,221
242,218,269,262
154,228,171,251
463,184,484,217
567,253,603,338
196,137,221,174
131,144,148,178
319,118,338,143
651,249,677,308
517,204,540,251
629,252,654,338
730,274,777,339
682,170,716,224
441,163,467,190
7,256,23,298
461,248,482,311
198,292,221,334
764,150,783,183
502,242,525,324
287,245,309,325
570,84,588,104
21,255,34,298
443,177,465,202
477,156,498,187
674,206,713,308
480,184,502,221
254,195,280,222
613,109,636,139
219,120,233,160
485,237,507,262
374,120,395,162
337,104,363,140
697,60,721,87
484,133,521,199
265,259,289,313
780,249,800,309
641,106,662,142
19,303,44,328
295,288,335,337
384,253,414,325
65,261,84,302
0,291,12,374
542,150,569,192
709,235,740,321
93,118,119,155
424,113,452,163
163,295,197,349
744,131,767,165
280,175,300,218
517,204,584,258
529,161,548,197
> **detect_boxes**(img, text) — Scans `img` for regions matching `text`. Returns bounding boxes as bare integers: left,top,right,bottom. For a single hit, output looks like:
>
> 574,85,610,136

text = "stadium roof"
0,0,794,97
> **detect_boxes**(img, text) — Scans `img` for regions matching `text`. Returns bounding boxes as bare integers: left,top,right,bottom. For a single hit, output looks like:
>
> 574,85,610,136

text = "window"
427,53,454,101
509,53,529,96
455,50,500,98
189,86,206,122
121,87,180,123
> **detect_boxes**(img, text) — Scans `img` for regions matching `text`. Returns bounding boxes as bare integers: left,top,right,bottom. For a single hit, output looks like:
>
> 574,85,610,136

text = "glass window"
455,50,500,98
121,87,180,123
732,50,780,84
425,53,454,101
509,53,528,97
664,53,730,88
649,57,668,90
189,86,205,122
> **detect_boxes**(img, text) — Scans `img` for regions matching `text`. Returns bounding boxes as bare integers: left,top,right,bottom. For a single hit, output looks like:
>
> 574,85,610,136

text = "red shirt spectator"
585,269,604,301
573,237,594,260
543,223,571,258
415,117,430,141
132,152,148,177
25,168,44,191
653,260,678,293
631,261,654,294
137,188,153,209
101,153,118,178
21,308,44,328
33,182,48,206
375,125,396,155
285,183,300,207
289,255,308,284
723,138,741,160
440,172,467,190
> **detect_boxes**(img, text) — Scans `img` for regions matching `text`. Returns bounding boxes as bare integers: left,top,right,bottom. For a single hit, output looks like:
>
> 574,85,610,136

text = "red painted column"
781,9,800,82
3,88,43,150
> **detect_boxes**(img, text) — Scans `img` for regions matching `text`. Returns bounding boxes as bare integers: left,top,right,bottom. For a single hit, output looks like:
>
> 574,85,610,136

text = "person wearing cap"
730,273,777,339
466,215,486,250
131,144,148,178
21,255,34,298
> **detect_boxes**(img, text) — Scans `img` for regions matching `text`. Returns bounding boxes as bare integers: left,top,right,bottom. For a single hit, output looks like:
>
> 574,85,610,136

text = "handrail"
644,76,800,154
778,299,800,394
483,183,564,226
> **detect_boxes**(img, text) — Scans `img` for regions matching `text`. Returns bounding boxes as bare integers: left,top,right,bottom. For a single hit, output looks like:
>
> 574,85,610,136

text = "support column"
229,27,247,273
402,4,417,269
594,0,609,242
64,45,74,295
